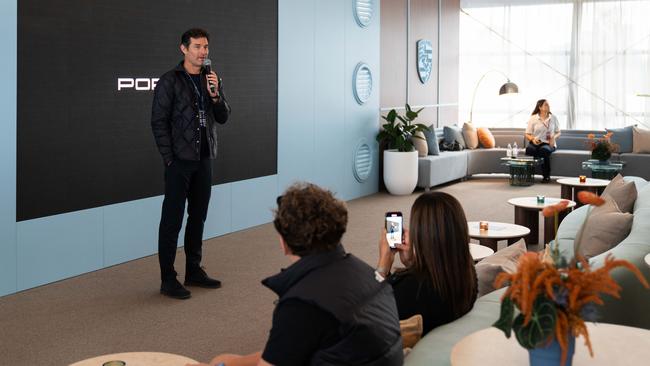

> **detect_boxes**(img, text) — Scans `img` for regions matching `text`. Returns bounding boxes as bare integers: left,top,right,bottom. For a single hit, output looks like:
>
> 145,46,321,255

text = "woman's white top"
526,113,561,146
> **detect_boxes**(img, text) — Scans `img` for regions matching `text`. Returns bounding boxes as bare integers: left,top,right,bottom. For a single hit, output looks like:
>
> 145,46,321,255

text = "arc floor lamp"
468,70,519,123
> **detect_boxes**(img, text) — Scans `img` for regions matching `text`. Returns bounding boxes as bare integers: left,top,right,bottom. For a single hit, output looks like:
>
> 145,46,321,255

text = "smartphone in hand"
385,212,403,249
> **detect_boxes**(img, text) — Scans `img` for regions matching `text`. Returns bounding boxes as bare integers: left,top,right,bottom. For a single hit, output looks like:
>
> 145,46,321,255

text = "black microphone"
203,58,216,93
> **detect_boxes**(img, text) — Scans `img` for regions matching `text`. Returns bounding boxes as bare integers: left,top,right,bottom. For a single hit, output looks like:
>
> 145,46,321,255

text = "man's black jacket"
151,62,231,165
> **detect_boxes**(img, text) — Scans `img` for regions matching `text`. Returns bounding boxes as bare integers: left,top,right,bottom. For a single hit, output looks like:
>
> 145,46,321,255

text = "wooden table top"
69,352,198,366
507,196,576,210
467,221,530,239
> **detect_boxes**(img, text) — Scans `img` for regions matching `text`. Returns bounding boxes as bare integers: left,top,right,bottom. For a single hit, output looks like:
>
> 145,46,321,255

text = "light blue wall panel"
0,0,17,296
203,183,232,239
342,0,381,200
17,209,104,290
231,175,278,232
312,0,347,196
278,0,316,191
103,196,162,267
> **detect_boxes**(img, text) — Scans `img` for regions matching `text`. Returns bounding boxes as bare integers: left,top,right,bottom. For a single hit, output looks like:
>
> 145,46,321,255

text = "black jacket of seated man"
151,28,231,299
261,244,404,366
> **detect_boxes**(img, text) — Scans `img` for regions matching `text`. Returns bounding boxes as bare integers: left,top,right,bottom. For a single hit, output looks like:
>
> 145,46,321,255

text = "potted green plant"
376,104,429,195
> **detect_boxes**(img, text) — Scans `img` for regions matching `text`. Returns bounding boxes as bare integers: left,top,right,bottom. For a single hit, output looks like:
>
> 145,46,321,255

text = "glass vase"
528,335,575,366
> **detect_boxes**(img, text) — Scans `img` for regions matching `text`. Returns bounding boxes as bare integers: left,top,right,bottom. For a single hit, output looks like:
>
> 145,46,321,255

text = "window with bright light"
459,0,650,130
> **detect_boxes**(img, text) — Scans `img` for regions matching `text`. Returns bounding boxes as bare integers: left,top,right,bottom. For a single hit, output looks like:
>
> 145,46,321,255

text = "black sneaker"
184,267,222,289
160,279,191,299
541,177,551,183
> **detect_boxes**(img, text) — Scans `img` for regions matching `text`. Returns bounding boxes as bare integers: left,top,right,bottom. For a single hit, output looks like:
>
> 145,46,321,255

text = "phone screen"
385,212,403,248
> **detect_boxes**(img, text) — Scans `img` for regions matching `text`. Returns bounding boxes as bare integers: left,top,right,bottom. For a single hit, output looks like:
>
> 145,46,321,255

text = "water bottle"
506,143,512,158
513,142,518,157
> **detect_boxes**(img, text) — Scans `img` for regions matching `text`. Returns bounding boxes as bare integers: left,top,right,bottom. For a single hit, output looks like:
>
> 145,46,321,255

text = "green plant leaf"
406,111,418,121
385,109,397,123
405,103,412,112
396,115,408,124
493,297,515,338
513,297,557,349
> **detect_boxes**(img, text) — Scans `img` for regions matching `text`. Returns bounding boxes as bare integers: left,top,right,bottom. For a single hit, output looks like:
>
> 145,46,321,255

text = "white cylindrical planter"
384,149,418,195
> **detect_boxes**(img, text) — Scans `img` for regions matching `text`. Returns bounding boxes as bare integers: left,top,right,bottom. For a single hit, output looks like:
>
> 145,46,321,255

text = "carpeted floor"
0,176,562,365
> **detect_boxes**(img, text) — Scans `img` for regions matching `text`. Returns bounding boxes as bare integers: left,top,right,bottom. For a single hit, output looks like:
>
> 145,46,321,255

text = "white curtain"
459,0,650,130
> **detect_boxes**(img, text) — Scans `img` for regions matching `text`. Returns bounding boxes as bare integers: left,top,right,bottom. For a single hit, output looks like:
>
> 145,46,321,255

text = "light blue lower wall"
2,0,380,296
17,208,104,290
278,0,380,199
0,0,17,296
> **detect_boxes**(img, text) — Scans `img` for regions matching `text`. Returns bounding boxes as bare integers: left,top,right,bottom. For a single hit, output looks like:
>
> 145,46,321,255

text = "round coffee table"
469,243,494,262
467,221,530,251
556,177,609,208
507,197,576,246
450,323,650,365
70,352,198,366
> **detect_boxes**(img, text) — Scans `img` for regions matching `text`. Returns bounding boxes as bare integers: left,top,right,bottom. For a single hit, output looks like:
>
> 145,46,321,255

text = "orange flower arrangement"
586,132,618,161
493,195,649,366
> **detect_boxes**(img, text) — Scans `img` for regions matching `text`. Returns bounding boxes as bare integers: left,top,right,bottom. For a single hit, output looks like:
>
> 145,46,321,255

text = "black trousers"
158,159,212,282
525,143,556,179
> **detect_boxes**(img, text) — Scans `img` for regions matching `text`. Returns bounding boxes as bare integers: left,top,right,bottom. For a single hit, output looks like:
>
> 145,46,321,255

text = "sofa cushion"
417,151,468,189
462,122,479,149
620,154,650,180
477,127,495,148
606,126,634,153
475,240,527,297
413,131,428,157
423,125,440,156
443,126,466,150
633,126,650,153
575,199,633,259
601,174,637,213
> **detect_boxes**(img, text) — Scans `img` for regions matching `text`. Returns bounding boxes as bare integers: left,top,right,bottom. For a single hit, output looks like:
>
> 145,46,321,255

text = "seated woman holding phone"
376,192,478,335
525,99,562,183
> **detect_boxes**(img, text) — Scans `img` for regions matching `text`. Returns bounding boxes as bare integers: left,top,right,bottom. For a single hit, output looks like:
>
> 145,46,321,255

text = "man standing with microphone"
151,28,231,299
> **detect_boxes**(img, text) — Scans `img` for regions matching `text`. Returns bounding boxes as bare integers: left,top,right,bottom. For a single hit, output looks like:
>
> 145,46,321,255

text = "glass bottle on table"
507,143,512,158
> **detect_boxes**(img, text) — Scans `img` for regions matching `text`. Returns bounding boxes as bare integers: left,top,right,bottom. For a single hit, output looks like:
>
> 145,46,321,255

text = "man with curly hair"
190,183,403,366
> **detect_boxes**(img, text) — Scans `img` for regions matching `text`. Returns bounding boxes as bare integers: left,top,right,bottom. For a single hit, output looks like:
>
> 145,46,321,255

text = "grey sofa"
405,176,650,365
417,128,650,190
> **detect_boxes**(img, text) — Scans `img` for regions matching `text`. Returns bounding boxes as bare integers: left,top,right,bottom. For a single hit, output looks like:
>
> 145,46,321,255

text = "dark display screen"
17,0,278,221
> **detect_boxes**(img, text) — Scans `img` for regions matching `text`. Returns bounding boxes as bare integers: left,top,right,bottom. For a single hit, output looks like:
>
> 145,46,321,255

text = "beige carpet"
0,176,561,365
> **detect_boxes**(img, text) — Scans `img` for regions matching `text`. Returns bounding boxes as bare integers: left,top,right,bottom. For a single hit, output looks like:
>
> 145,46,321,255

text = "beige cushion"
462,122,479,149
632,126,650,153
400,314,423,349
412,131,428,157
475,240,527,297
575,199,633,259
601,174,637,213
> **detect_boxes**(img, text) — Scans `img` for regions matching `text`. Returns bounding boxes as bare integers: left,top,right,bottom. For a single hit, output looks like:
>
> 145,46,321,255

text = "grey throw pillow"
606,126,634,153
423,125,440,156
575,199,633,259
601,174,637,213
475,240,527,297
443,125,466,150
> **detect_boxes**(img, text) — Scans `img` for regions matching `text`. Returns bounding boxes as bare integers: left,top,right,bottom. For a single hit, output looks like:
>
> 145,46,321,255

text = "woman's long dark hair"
531,99,552,116
408,192,476,317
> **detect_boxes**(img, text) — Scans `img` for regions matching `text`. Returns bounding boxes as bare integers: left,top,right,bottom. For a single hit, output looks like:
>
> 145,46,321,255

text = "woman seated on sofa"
375,192,477,335
525,99,562,183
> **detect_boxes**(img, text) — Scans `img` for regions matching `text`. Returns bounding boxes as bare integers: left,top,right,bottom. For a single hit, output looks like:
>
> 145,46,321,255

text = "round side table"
467,221,530,251
556,177,609,208
70,352,198,366
507,197,576,246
